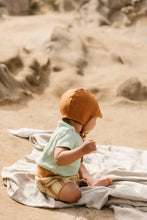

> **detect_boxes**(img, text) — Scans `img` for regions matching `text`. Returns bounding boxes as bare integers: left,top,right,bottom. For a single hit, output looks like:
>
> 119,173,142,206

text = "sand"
0,1,147,219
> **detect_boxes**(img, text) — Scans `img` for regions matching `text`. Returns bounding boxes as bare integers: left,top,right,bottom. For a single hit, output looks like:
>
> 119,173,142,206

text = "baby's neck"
63,119,83,135
71,121,83,135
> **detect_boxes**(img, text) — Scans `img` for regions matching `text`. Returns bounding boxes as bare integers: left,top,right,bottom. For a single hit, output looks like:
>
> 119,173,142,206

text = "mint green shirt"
37,121,83,176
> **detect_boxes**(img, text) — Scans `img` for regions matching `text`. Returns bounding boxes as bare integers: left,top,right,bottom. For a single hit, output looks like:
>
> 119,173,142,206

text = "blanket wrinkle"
1,128,147,220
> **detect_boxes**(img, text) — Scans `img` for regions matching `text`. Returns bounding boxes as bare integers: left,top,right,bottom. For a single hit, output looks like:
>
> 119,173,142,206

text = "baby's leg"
58,182,82,203
79,163,113,187
88,178,112,187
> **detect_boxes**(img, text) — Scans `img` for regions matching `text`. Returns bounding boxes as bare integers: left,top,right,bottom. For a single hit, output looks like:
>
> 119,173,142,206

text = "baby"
35,88,112,203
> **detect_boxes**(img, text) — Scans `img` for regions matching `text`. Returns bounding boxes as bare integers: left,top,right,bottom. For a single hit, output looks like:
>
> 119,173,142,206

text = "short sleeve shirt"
37,121,83,176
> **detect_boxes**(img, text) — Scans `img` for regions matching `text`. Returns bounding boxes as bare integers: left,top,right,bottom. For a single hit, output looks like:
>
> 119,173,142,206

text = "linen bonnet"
60,88,103,125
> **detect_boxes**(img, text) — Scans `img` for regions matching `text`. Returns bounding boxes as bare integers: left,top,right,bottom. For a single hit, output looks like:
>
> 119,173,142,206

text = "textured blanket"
1,128,147,220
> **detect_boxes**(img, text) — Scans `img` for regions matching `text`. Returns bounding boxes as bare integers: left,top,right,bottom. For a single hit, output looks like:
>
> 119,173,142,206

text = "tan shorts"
35,165,79,200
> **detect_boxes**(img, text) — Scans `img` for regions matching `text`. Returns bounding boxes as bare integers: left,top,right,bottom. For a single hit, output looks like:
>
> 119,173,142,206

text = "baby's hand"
80,139,97,155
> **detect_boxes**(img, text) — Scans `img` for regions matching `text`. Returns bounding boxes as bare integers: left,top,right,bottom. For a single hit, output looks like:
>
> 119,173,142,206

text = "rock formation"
0,0,147,104
1,0,147,26
48,27,88,75
0,0,49,16
52,0,147,26
0,64,31,104
117,78,147,101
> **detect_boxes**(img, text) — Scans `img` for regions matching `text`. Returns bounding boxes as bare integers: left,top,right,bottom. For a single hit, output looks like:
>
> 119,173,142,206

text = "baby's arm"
54,140,96,166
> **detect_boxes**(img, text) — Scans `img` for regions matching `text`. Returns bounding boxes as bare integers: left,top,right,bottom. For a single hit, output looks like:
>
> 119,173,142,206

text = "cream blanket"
1,128,147,220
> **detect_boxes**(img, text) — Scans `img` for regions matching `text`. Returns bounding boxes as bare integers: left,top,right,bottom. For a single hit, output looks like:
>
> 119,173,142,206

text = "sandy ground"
0,90,146,220
0,5,147,220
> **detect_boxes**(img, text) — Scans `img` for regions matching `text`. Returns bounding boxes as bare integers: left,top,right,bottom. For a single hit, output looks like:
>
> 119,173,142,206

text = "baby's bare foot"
88,177,112,187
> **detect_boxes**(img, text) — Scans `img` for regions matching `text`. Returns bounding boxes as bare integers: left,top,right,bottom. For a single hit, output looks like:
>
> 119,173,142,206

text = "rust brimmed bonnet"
60,88,103,125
